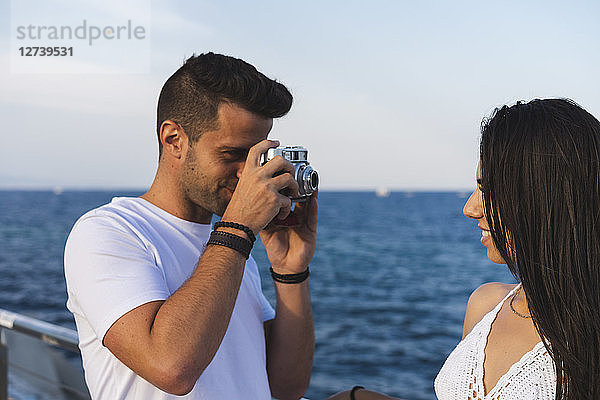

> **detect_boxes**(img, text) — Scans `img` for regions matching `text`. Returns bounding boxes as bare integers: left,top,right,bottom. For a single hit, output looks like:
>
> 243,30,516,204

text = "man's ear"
159,120,188,161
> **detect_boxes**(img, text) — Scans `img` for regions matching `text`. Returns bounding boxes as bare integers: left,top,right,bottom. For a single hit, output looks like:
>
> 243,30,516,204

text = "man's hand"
221,139,300,235
220,139,318,399
261,192,318,399
260,191,318,274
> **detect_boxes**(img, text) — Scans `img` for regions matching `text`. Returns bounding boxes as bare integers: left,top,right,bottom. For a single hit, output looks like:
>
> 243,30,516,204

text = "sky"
1,0,599,191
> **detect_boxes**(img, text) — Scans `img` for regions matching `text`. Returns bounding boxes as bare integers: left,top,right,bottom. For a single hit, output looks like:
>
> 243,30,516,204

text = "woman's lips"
481,229,491,244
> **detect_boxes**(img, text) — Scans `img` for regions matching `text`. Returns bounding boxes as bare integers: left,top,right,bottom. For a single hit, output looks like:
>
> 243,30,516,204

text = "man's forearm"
266,279,314,400
110,244,248,394
154,245,244,350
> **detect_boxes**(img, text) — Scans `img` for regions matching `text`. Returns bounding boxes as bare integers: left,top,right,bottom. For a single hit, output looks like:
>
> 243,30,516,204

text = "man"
64,52,316,400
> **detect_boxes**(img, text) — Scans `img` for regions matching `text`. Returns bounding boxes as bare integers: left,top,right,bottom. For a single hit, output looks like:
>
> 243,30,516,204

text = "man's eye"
223,151,242,160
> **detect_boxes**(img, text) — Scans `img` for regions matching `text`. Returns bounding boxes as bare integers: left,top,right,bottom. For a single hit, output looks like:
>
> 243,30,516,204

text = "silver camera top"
260,145,318,201
260,146,308,163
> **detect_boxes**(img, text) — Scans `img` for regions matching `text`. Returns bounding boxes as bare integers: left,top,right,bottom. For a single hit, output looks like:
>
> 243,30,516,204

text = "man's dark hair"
156,52,293,155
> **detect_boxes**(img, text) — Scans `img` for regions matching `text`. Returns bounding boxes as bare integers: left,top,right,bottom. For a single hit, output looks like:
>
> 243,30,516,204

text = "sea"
0,190,516,400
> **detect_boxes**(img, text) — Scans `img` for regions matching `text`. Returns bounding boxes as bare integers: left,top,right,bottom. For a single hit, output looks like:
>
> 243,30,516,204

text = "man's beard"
181,148,235,218
209,186,234,217
183,178,232,218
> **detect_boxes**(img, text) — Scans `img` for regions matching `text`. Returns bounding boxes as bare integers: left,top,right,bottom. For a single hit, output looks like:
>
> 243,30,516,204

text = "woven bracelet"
270,267,310,284
351,386,365,400
206,231,253,259
213,221,256,243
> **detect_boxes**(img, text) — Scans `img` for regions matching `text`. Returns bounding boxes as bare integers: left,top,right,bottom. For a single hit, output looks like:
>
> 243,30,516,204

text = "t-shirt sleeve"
260,290,276,322
246,257,276,322
64,213,170,342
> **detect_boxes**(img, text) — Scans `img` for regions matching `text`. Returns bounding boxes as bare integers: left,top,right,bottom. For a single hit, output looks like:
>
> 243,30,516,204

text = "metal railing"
0,308,310,400
0,308,90,400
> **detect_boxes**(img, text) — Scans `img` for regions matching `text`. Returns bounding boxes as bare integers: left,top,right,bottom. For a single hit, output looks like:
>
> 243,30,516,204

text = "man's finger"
273,212,300,227
305,190,318,232
271,173,300,197
292,196,308,219
260,156,295,178
275,196,292,220
245,139,280,169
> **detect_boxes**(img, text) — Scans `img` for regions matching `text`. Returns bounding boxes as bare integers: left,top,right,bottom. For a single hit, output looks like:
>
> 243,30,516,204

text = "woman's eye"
476,180,486,194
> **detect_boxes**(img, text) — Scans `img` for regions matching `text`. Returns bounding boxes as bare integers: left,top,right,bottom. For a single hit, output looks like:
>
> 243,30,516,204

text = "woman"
327,98,600,400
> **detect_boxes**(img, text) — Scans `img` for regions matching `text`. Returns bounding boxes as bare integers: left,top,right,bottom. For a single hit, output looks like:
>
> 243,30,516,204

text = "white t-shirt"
64,197,276,400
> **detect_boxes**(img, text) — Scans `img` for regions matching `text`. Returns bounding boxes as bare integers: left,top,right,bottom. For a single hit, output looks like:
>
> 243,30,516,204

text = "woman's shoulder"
461,282,518,339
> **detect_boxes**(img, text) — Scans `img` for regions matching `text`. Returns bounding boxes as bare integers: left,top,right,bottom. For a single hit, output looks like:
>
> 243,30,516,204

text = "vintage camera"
260,146,319,202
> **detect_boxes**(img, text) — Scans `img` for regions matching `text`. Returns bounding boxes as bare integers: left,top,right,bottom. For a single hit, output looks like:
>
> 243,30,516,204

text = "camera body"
260,146,319,202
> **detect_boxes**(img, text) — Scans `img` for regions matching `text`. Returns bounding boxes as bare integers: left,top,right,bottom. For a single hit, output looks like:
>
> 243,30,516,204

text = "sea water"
0,190,515,400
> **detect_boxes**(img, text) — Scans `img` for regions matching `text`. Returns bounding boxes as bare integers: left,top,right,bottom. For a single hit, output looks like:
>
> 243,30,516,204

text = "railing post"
0,328,8,400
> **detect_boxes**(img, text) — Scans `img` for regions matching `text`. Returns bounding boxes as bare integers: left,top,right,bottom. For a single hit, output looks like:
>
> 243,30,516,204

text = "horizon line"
0,186,474,193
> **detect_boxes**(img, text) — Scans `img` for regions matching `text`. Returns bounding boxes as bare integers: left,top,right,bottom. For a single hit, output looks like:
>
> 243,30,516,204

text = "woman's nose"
463,189,484,220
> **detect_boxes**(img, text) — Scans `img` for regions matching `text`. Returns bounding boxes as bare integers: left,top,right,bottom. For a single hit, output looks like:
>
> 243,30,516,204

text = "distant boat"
375,187,390,198
53,186,64,195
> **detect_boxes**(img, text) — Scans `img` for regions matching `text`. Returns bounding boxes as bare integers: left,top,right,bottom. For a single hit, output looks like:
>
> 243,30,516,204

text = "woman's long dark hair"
480,98,600,400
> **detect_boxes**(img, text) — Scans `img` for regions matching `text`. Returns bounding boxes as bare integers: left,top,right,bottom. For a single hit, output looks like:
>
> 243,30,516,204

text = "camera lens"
299,166,318,195
310,171,319,191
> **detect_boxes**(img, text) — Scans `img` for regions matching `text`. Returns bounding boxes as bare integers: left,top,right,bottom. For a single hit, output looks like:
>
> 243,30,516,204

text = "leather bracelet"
351,386,365,400
270,267,310,284
213,221,256,243
206,230,253,259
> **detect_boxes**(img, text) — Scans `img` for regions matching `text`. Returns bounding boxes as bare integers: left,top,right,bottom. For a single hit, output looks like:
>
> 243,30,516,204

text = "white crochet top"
434,285,556,400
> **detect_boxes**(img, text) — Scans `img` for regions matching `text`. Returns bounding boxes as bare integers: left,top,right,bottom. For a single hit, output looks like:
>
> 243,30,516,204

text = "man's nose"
235,161,245,179
463,189,484,220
